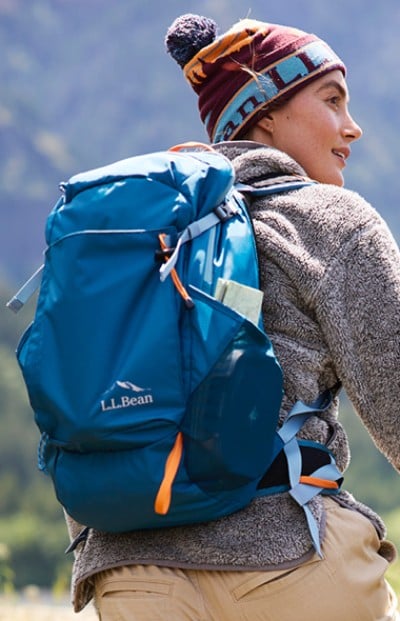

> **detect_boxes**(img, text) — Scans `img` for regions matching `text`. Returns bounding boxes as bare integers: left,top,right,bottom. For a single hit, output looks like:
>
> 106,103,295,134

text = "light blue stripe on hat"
213,40,343,142
213,74,278,142
275,40,340,83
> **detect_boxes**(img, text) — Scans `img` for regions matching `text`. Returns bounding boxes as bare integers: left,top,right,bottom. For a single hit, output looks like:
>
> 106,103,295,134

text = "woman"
67,15,400,620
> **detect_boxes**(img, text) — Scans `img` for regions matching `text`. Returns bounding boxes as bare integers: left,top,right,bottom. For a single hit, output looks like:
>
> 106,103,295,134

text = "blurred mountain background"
1,0,400,284
0,0,399,594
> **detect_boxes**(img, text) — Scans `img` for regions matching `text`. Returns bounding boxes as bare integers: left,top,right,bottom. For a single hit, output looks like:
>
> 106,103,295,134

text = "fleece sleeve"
315,213,400,471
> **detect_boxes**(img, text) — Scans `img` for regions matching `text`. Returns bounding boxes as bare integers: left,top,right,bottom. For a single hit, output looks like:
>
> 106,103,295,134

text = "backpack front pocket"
17,228,186,450
182,286,283,491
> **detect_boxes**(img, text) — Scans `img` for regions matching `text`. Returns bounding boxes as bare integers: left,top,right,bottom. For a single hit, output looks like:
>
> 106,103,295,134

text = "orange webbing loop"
158,233,194,308
169,141,215,153
299,475,339,490
154,432,184,515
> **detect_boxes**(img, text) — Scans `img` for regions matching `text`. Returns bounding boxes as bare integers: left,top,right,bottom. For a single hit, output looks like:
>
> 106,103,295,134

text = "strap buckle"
214,199,240,222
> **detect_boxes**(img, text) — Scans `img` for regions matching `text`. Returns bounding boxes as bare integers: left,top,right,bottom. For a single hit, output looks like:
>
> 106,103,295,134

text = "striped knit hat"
165,14,346,143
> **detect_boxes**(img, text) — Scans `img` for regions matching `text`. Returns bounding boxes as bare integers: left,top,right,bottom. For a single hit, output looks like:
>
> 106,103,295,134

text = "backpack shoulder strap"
236,174,316,198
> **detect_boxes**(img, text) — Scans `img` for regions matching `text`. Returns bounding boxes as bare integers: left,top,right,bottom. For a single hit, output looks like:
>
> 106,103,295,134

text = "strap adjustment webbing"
277,391,342,557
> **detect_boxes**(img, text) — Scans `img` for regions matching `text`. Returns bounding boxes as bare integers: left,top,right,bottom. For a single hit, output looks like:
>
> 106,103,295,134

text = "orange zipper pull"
154,432,184,515
158,234,194,309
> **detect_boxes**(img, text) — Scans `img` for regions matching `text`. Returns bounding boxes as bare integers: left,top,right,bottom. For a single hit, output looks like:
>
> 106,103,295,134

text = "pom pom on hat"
165,14,218,68
166,13,346,143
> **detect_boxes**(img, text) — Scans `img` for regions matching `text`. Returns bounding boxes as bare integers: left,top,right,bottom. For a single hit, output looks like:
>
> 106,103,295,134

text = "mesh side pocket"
182,288,283,492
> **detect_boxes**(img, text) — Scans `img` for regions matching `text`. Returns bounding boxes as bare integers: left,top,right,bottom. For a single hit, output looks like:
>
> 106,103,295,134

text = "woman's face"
262,70,362,186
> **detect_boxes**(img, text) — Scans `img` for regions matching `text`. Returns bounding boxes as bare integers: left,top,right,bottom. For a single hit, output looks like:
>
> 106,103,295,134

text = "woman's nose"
344,111,363,142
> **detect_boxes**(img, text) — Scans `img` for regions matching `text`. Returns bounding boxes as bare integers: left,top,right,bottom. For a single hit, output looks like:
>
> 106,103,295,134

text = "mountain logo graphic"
115,381,148,392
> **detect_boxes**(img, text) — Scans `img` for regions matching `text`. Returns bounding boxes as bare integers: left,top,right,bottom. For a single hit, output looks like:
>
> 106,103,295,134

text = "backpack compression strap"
271,391,343,557
159,196,241,283
7,264,44,313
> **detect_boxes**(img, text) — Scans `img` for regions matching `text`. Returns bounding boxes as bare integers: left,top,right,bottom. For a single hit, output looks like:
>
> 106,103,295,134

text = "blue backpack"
8,145,342,555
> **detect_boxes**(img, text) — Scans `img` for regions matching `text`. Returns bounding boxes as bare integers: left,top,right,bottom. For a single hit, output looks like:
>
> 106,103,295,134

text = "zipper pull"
154,432,184,515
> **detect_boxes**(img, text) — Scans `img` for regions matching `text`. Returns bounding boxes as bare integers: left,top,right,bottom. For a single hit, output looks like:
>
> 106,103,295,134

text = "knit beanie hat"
165,14,346,143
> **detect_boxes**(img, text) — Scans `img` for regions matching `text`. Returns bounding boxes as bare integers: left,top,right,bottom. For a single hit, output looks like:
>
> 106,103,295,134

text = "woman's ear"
245,113,275,144
256,113,274,135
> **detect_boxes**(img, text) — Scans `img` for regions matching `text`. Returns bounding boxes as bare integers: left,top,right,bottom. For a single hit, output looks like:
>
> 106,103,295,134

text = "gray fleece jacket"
67,142,400,612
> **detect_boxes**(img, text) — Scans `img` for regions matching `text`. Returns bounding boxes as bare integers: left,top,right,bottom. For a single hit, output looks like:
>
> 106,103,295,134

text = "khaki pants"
94,499,399,621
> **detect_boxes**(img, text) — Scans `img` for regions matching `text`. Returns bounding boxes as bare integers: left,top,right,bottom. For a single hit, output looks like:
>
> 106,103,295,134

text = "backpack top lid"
47,150,236,244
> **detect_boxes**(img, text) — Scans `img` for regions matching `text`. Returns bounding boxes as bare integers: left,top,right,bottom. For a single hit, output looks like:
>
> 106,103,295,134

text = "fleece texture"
66,142,400,612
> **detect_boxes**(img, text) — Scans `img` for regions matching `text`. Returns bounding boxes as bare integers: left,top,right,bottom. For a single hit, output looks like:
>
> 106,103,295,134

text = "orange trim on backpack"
158,234,194,308
299,475,339,490
169,142,215,153
154,432,184,515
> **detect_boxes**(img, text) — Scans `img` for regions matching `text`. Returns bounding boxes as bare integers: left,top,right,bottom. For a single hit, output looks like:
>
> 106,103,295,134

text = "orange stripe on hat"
185,20,271,85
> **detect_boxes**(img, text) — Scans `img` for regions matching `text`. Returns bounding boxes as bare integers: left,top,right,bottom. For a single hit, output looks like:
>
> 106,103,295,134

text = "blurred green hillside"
0,0,399,594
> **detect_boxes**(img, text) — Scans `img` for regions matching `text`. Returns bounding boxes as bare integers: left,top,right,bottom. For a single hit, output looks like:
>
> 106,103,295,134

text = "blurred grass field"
0,595,97,620
385,509,400,604
1,507,399,621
